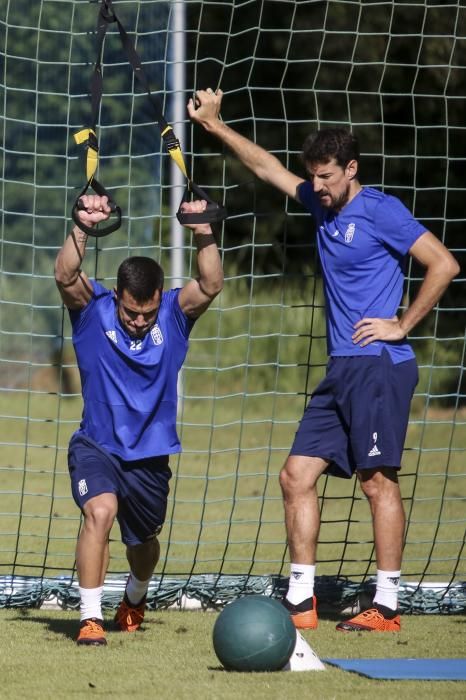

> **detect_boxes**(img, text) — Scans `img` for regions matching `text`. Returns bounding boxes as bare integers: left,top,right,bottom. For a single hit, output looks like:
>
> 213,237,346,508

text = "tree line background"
1,0,464,403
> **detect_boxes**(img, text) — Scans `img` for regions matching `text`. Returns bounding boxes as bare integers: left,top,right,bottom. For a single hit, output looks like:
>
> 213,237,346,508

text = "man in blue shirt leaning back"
188,87,459,633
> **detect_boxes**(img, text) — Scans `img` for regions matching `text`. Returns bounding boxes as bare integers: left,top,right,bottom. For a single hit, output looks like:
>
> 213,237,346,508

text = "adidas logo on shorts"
368,432,381,457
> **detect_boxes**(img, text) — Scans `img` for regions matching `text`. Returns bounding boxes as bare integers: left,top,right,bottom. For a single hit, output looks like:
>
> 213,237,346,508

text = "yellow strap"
74,128,93,145
168,145,188,179
74,122,188,183
74,128,99,181
161,125,188,178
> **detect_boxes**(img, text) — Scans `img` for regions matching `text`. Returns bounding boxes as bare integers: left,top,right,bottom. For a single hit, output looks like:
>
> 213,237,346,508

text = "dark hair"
116,256,164,301
302,128,360,169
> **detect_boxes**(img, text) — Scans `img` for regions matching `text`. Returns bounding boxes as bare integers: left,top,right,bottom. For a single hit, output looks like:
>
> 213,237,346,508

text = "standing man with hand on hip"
55,196,223,645
188,87,459,632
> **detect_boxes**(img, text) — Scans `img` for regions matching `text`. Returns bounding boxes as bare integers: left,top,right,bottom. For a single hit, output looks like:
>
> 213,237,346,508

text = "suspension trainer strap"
103,0,227,226
72,1,121,237
73,0,227,235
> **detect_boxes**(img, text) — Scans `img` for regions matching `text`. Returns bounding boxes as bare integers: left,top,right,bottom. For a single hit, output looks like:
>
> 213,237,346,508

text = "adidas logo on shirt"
105,330,117,344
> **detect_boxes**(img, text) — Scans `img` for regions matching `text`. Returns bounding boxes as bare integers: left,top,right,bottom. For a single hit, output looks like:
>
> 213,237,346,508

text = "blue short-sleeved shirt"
298,183,426,363
69,281,195,460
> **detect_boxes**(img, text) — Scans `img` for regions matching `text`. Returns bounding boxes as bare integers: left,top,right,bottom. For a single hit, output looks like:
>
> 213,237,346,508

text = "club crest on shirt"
344,223,355,243
151,324,163,346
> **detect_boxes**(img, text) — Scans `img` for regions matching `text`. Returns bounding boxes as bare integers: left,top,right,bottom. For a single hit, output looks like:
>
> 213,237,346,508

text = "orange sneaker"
76,618,107,646
336,604,400,632
282,595,318,630
114,594,146,632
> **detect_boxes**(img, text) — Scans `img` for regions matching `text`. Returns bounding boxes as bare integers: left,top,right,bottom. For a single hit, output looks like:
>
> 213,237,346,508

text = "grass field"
1,608,465,699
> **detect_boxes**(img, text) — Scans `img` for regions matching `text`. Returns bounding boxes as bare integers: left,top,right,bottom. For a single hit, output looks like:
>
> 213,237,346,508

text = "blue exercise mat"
323,658,466,680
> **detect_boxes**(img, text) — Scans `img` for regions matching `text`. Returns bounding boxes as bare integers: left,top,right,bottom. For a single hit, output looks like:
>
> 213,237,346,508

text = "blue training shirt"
69,281,195,460
298,182,426,363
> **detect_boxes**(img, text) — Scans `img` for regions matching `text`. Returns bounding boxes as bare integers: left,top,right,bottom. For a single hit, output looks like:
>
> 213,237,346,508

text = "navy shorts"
68,434,172,546
290,349,418,478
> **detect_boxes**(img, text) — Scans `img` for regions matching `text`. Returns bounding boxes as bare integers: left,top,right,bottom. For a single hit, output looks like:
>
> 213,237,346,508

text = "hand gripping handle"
176,182,227,225
71,180,122,237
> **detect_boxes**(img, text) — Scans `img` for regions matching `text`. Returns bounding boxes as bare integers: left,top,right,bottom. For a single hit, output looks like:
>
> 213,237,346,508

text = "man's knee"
358,468,400,502
128,537,159,557
279,455,327,497
83,494,117,534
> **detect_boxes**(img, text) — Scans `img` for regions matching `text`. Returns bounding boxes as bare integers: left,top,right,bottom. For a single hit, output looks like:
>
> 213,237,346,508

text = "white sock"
79,586,103,622
125,573,151,606
373,569,401,611
286,564,316,605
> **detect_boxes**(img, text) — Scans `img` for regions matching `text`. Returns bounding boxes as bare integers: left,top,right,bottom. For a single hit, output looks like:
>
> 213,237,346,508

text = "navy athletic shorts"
290,349,418,478
68,434,172,546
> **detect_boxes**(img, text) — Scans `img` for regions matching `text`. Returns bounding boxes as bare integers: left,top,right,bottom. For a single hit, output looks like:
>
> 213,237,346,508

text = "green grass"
1,609,465,700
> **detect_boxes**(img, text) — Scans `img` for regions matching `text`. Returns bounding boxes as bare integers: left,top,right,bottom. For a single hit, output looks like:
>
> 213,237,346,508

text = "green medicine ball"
212,595,297,672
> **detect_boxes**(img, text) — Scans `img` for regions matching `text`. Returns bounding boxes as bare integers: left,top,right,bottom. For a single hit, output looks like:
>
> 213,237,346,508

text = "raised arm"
55,195,112,309
177,200,224,319
188,88,304,201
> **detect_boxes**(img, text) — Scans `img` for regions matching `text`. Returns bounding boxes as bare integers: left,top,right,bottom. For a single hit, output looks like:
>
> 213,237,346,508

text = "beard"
320,183,351,211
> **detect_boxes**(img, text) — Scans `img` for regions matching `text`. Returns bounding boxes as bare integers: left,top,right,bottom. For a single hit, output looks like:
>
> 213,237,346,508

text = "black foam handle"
72,177,122,237
72,198,122,237
176,182,227,226
176,205,228,226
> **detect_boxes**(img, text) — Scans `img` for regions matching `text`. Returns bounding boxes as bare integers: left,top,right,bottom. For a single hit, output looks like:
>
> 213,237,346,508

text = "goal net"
0,0,464,613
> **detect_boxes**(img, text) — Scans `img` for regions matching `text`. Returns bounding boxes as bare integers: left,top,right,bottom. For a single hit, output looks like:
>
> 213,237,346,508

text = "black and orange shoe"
114,593,146,632
76,618,107,646
336,603,400,632
282,595,318,630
